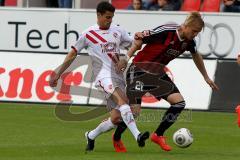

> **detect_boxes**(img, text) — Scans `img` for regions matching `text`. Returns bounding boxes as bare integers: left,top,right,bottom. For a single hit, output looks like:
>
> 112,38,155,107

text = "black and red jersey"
133,23,196,73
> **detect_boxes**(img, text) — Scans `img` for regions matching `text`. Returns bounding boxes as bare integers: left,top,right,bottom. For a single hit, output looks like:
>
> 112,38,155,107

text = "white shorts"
96,78,126,110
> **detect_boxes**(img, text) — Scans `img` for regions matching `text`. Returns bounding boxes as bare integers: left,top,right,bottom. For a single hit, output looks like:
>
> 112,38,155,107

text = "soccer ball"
173,128,193,148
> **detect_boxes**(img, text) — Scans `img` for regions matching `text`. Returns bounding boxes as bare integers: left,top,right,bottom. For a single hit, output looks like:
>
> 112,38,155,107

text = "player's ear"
97,12,101,18
181,24,188,32
182,24,186,29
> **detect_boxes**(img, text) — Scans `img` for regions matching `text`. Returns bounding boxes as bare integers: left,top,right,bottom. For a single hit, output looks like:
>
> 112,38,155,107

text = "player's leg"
111,87,149,147
114,64,157,148
111,120,127,152
85,109,121,151
155,93,185,136
113,104,141,141
151,92,185,151
112,104,141,152
86,77,148,151
134,72,184,151
113,121,127,141
88,109,120,140
86,99,127,152
85,78,123,152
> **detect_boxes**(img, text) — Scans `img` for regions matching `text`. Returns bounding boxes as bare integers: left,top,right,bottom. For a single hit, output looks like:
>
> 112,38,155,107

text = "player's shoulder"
80,24,99,34
88,24,98,31
110,24,127,32
152,23,179,33
111,24,121,29
162,22,179,28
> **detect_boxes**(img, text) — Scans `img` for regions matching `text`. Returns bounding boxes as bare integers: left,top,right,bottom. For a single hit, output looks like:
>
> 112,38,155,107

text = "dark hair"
132,0,142,3
96,1,115,14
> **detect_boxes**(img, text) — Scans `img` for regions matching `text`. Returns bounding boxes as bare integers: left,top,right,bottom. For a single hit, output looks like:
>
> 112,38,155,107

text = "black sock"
155,101,185,136
113,121,127,141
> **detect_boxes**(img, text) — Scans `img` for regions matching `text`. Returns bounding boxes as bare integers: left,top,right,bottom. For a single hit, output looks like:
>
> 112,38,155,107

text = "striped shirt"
133,23,196,73
72,24,132,83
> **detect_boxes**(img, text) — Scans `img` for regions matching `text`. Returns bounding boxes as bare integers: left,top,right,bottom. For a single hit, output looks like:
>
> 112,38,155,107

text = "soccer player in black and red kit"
112,12,219,152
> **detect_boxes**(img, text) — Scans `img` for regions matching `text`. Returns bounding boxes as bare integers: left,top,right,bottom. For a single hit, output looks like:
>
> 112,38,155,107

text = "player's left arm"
115,27,137,72
191,52,219,90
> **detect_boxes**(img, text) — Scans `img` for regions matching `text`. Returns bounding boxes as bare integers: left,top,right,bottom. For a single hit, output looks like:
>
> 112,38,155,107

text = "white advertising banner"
141,59,217,110
88,58,217,110
0,52,91,104
0,8,240,59
0,52,216,110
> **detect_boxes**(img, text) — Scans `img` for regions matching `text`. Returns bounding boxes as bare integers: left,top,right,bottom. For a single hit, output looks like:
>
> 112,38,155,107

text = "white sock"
88,118,116,140
119,104,140,141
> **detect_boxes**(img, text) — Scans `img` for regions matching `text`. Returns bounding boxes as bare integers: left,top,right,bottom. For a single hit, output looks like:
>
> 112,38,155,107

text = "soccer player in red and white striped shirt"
49,1,149,152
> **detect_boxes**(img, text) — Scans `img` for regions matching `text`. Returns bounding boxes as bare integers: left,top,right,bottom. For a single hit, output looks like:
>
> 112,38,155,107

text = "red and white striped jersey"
72,24,132,83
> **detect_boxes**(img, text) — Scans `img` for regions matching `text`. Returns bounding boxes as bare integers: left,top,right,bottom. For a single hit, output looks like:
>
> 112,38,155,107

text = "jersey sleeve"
142,24,178,44
187,39,197,54
71,31,88,53
119,27,133,50
142,28,166,44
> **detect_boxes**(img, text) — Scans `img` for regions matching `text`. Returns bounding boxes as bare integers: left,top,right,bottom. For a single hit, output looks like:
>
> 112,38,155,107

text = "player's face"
133,0,142,10
183,24,202,40
158,0,168,7
97,11,114,29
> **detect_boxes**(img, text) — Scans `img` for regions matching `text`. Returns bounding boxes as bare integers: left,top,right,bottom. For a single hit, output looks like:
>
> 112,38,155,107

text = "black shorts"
126,64,180,104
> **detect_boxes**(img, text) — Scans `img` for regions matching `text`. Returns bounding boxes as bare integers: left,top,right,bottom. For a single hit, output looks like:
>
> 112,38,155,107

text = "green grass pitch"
0,102,239,160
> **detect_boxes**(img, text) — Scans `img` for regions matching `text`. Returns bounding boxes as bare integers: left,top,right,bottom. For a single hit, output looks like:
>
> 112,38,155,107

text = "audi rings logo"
183,23,235,58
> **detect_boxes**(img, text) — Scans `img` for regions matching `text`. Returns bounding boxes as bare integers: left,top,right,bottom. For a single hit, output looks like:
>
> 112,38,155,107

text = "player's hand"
49,74,60,87
134,30,150,40
115,59,128,73
205,77,219,90
134,32,144,40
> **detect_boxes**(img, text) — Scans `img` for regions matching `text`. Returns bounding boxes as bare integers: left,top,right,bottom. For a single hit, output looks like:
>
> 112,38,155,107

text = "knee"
179,100,186,108
172,100,186,111
130,104,141,118
111,114,122,125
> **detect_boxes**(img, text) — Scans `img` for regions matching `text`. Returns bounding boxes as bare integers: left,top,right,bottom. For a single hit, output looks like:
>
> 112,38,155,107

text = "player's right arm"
127,25,168,58
116,26,166,72
49,49,77,87
50,30,87,87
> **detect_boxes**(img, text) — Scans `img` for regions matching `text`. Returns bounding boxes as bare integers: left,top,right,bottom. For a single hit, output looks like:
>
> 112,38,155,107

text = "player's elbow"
68,49,77,58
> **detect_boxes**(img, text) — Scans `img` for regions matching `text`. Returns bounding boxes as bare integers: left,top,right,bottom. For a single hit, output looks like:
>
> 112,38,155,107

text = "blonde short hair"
184,12,205,29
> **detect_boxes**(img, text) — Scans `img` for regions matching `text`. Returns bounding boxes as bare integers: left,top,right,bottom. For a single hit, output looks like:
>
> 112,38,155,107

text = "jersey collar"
176,28,184,42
